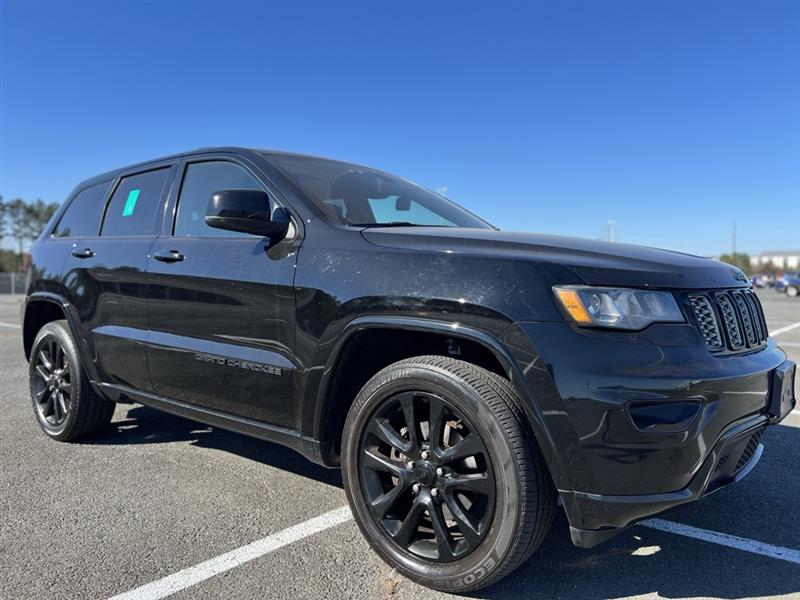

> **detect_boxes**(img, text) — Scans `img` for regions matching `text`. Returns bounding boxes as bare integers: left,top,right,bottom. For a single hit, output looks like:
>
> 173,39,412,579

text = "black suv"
22,147,796,592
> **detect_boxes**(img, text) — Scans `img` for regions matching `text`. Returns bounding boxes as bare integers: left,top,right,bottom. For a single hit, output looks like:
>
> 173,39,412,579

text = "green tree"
4,198,59,271
719,252,751,274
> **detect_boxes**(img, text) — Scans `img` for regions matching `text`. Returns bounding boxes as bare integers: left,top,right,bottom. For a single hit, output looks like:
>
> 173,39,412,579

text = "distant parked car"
751,275,772,288
776,272,800,297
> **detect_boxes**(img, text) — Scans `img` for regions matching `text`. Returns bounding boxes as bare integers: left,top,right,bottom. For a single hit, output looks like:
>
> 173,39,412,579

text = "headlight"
553,286,684,330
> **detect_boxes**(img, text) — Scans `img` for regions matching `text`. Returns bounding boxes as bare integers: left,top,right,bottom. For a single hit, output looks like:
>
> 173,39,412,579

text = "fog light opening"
628,400,702,433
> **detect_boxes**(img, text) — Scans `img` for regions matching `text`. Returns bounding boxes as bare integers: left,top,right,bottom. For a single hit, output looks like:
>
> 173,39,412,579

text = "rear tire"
786,285,799,298
342,355,555,592
29,320,115,442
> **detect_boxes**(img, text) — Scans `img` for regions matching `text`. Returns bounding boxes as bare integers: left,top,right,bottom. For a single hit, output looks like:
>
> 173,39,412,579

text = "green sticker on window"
122,189,140,217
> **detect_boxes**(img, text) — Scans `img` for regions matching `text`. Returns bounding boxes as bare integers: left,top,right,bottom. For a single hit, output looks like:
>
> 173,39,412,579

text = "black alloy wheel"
342,355,556,593
32,337,73,427
358,390,495,562
29,320,116,441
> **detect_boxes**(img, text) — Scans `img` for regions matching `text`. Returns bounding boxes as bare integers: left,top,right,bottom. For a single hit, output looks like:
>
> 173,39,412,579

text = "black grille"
711,428,765,490
688,289,768,354
735,429,764,473
689,295,724,350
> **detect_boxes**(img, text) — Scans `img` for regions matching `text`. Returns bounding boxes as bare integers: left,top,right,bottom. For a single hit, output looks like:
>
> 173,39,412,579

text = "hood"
361,227,749,290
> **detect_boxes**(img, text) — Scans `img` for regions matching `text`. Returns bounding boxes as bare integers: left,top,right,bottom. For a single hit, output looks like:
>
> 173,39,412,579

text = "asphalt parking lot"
1,291,799,600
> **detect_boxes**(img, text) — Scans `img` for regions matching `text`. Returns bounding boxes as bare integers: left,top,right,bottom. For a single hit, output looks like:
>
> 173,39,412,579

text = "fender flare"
22,292,103,386
307,315,571,490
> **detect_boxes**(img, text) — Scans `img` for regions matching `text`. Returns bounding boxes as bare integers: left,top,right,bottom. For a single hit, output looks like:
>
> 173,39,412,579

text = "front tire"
786,285,799,298
342,356,555,592
29,320,115,442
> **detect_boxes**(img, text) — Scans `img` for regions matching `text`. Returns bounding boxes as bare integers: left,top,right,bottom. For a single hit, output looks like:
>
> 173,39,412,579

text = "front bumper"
564,413,766,547
505,321,793,547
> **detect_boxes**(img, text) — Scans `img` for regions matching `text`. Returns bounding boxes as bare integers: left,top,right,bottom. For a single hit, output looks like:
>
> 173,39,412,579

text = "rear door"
62,164,175,391
145,157,300,428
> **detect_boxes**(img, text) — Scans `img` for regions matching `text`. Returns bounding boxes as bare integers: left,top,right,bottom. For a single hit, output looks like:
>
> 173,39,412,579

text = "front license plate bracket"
768,361,796,422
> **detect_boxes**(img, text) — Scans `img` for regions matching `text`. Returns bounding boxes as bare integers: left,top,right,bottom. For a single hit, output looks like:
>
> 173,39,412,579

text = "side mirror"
395,196,411,211
205,189,289,238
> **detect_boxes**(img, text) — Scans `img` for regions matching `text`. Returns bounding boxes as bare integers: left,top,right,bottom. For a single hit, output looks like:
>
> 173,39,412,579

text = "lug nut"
420,450,429,460
406,461,414,470
412,483,420,494
430,488,439,497
436,467,444,477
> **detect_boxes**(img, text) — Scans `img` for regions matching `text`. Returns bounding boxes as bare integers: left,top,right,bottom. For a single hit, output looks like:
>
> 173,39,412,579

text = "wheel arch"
308,315,569,489
22,292,101,382
22,293,75,360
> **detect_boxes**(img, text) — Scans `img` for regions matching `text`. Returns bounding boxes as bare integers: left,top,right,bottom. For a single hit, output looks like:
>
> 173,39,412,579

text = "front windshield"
265,153,492,229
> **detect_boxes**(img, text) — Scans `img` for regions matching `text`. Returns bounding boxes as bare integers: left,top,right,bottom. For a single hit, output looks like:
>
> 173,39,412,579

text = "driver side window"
174,161,267,237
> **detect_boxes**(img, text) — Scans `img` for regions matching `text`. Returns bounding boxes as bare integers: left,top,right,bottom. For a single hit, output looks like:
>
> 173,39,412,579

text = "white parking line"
771,321,800,337
108,506,354,600
0,321,21,329
641,519,800,564
107,504,800,600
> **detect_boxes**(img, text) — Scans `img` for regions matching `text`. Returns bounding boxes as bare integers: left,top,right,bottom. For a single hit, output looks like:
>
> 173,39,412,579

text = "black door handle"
153,250,185,263
71,248,95,259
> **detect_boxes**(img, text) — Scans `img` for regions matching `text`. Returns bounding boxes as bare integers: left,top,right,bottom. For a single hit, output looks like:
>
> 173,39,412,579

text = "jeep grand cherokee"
21,147,796,591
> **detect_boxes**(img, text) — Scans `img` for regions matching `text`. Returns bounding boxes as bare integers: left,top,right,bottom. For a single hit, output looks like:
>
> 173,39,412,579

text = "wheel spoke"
35,386,48,401
427,396,446,451
362,448,405,476
428,500,456,560
369,476,411,519
52,392,61,421
439,433,484,464
399,394,420,452
38,349,53,373
444,472,493,496
47,341,57,369
368,418,411,455
444,494,482,545
391,499,426,547
42,390,54,413
54,343,64,369
56,392,68,419
35,365,50,381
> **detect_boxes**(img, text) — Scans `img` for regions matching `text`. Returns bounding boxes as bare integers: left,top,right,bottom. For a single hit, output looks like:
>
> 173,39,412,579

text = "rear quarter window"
52,181,111,238
102,168,171,236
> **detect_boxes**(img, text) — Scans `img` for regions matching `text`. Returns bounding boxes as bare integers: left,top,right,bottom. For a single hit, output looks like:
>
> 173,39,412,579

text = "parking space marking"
108,506,354,600
106,505,800,600
641,519,800,564
0,321,21,329
771,321,800,337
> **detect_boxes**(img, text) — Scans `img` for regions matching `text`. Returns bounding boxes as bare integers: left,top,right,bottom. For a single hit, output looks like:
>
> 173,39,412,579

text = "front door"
145,158,299,428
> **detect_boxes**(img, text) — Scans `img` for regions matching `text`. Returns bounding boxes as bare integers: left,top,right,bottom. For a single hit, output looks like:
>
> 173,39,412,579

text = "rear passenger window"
53,181,110,238
174,161,266,237
102,168,171,236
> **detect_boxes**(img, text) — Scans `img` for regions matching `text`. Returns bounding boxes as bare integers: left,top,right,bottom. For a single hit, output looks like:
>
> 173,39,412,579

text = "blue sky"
1,1,798,256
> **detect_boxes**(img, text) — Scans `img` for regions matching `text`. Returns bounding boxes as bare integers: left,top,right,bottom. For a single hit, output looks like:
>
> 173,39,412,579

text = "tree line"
0,195,60,272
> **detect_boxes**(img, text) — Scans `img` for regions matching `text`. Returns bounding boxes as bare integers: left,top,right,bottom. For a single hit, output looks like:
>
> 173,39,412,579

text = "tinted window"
266,153,491,229
53,181,110,238
174,161,266,237
102,168,171,236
